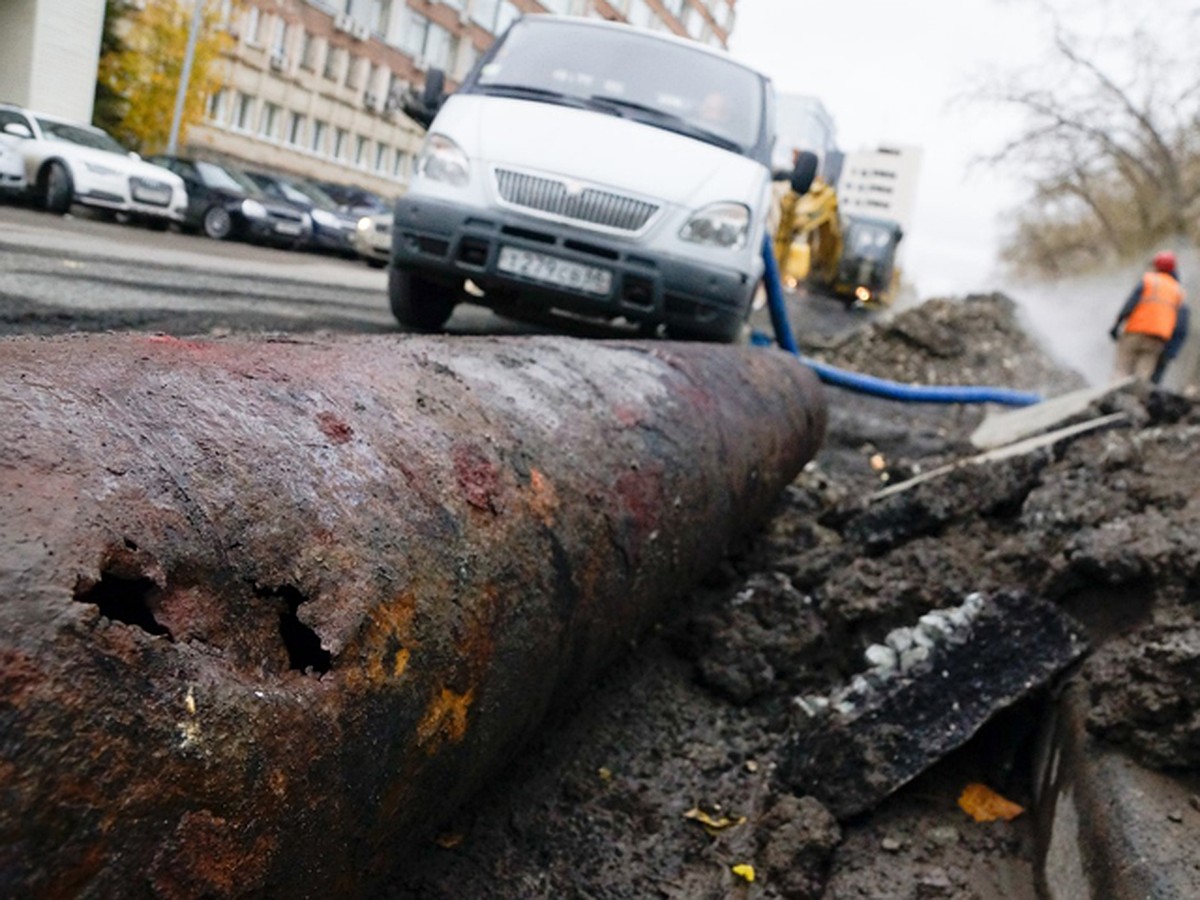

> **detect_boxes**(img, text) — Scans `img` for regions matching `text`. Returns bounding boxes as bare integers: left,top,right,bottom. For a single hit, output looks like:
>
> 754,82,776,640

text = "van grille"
494,168,658,233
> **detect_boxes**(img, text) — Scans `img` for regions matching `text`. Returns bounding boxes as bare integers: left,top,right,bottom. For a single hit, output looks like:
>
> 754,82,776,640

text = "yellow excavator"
773,175,904,307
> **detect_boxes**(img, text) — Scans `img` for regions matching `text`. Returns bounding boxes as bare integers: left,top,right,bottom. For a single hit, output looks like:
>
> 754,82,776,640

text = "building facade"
0,0,105,123
836,144,922,234
191,0,739,199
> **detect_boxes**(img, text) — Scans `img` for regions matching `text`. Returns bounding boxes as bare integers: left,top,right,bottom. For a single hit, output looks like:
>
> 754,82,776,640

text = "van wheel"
389,267,458,331
42,162,73,214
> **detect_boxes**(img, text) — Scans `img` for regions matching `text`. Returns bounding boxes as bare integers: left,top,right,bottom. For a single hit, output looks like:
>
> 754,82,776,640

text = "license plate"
274,222,302,236
497,246,612,296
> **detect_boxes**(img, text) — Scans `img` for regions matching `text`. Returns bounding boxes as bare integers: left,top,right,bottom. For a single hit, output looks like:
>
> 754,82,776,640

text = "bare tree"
973,1,1200,276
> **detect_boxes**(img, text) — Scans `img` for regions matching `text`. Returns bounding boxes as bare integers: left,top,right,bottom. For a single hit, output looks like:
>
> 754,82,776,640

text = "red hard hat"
1153,251,1177,273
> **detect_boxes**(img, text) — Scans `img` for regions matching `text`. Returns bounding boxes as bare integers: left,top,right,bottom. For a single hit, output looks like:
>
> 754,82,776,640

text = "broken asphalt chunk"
784,591,1088,819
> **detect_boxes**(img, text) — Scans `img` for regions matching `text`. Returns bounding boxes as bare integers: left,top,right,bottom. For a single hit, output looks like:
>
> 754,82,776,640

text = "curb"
1034,679,1200,899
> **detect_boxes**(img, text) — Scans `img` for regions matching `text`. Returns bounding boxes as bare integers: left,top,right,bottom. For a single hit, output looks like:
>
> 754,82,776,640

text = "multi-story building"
191,0,739,199
836,144,922,235
0,0,105,122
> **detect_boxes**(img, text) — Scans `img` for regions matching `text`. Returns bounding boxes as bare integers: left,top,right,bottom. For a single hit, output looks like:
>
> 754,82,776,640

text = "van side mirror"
3,122,33,139
403,69,448,129
789,151,819,195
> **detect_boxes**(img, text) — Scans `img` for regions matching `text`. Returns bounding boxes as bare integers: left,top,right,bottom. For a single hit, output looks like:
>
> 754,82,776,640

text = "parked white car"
0,103,187,227
352,212,391,267
0,137,24,194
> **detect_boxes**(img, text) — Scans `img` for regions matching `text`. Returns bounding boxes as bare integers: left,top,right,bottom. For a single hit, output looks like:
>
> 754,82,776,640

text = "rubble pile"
395,293,1200,899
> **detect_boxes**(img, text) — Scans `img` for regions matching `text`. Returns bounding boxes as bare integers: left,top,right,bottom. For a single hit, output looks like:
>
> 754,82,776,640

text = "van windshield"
470,20,765,155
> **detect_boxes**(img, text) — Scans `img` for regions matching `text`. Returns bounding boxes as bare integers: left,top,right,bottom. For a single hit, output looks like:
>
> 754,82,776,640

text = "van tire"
389,267,457,331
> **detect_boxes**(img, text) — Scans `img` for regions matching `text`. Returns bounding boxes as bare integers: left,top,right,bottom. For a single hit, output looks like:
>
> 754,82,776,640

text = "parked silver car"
0,103,187,227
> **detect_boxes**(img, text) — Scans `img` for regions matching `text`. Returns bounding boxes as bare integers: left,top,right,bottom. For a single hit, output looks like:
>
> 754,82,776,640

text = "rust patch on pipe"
0,333,826,895
316,411,354,444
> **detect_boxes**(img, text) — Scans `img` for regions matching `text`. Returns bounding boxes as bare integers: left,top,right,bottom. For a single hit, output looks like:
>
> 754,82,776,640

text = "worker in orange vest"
1110,250,1189,383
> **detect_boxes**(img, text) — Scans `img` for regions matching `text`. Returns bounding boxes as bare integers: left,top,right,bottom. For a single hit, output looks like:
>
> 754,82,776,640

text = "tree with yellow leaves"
96,0,235,153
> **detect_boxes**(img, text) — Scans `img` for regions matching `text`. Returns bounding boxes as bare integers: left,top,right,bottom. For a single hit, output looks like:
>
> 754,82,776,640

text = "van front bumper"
391,196,758,337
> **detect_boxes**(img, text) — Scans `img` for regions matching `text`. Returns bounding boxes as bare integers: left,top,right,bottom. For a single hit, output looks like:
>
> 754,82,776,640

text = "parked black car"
147,154,312,246
243,171,359,255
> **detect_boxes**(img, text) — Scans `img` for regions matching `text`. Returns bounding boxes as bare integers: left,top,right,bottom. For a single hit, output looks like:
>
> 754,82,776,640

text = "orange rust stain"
527,468,559,527
416,687,475,755
344,593,418,688
393,648,410,677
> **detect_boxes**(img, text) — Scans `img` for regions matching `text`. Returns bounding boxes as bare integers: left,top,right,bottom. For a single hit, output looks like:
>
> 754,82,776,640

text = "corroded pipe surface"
0,333,826,897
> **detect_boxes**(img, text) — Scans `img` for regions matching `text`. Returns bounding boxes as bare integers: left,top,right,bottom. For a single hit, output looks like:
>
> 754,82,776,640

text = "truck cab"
389,15,804,343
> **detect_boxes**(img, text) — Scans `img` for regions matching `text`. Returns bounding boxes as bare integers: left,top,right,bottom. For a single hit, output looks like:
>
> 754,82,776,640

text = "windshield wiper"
585,94,680,120
585,94,743,153
475,84,590,109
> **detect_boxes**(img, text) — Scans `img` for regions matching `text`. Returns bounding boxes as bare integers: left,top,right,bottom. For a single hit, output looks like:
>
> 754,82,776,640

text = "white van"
389,15,813,343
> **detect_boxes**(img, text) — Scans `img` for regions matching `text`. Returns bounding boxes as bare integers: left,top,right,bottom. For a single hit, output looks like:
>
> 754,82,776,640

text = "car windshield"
291,180,341,209
471,20,765,153
36,118,128,155
196,161,251,193
846,222,897,260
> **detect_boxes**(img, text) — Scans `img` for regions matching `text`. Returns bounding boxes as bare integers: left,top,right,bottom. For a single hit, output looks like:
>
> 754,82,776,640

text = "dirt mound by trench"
393,293,1200,898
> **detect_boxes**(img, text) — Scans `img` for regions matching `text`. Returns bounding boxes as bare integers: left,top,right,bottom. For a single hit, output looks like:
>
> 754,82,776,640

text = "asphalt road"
0,202,568,339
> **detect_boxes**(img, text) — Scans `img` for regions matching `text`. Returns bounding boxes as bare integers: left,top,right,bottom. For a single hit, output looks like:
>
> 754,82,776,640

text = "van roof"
515,14,767,81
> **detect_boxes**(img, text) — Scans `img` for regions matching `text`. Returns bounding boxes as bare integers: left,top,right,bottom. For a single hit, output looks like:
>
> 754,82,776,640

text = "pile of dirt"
388,292,1200,898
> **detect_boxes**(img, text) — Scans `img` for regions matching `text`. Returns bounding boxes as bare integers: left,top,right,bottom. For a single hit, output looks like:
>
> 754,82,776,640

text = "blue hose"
759,235,1041,407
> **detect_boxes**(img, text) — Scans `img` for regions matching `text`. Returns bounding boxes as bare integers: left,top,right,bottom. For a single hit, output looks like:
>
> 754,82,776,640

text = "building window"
311,119,328,155
393,148,409,179
370,0,393,35
627,0,653,28
287,112,307,146
334,128,349,160
270,17,288,54
244,7,263,45
355,135,369,168
454,42,479,81
323,45,343,81
345,55,362,89
374,142,389,172
259,102,280,139
234,92,256,130
206,88,229,124
299,31,319,70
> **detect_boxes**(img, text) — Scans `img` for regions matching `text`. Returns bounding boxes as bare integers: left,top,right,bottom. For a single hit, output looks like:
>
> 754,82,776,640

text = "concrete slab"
870,413,1130,503
1034,680,1200,900
970,379,1135,450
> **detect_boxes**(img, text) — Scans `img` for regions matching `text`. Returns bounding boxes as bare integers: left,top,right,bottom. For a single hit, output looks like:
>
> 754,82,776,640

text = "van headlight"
680,202,751,249
418,134,470,186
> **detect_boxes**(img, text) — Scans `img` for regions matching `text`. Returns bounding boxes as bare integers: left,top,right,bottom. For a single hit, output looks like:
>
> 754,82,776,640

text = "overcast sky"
728,0,1049,299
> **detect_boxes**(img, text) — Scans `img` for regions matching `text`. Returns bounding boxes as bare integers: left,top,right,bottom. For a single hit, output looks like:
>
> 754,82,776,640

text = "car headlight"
84,162,120,177
311,208,338,227
680,202,751,249
357,216,372,232
417,133,469,186
241,198,267,219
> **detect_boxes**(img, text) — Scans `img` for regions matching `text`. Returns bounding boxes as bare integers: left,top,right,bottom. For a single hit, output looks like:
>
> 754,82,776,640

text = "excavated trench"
4,290,1199,898
389,293,1200,899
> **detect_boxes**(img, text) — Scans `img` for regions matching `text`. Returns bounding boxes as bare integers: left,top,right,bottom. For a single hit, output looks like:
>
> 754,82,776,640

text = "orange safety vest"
1125,272,1184,340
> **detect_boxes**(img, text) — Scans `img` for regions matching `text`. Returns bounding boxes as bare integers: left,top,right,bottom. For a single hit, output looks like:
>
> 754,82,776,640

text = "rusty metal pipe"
0,333,825,897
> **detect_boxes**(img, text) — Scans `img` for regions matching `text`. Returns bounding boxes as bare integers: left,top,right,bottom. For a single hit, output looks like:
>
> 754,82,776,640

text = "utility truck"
390,15,814,342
